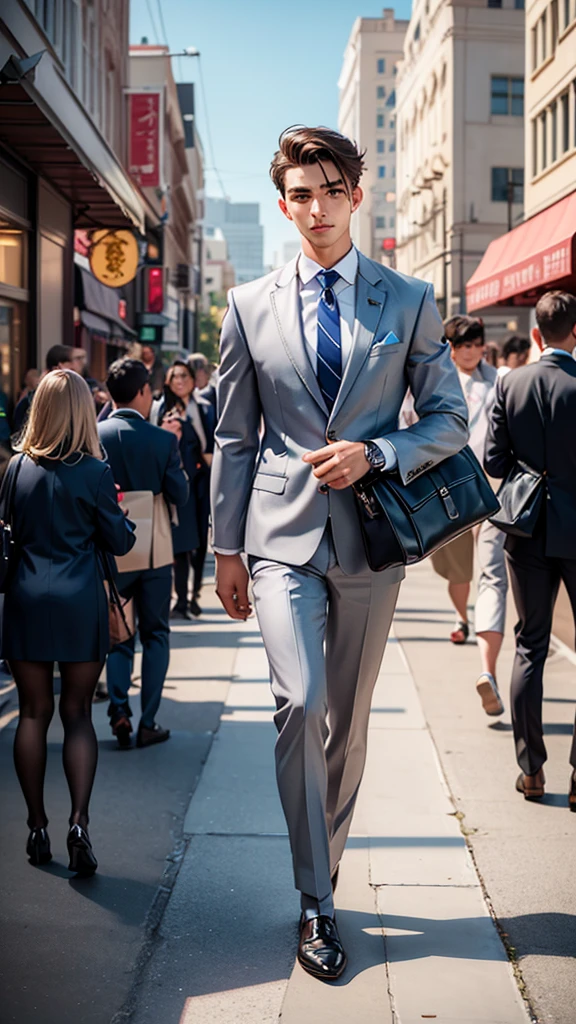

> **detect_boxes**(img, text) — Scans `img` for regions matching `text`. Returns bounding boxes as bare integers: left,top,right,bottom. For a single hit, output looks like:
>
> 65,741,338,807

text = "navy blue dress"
1,454,135,663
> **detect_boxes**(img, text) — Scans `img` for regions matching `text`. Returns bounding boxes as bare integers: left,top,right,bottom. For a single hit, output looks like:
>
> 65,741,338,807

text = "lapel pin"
367,298,381,306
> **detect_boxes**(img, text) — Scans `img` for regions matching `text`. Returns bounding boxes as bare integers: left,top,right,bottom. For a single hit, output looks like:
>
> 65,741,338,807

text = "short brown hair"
270,126,366,198
535,290,576,344
444,315,485,347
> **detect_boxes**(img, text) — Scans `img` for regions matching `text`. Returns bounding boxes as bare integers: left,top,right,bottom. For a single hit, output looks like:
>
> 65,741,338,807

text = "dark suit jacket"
1,454,135,662
97,409,189,509
484,351,576,559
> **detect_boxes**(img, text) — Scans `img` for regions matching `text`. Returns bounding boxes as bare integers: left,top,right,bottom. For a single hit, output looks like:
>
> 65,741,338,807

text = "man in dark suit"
98,359,188,749
485,290,576,808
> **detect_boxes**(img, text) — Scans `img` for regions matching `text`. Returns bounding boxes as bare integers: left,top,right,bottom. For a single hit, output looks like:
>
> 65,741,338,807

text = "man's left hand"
302,440,370,490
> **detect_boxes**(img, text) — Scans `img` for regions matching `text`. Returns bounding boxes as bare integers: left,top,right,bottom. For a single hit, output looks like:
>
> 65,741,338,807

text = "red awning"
466,191,576,311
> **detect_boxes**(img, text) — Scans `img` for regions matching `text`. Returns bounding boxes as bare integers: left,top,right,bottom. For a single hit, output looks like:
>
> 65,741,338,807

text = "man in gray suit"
211,127,468,980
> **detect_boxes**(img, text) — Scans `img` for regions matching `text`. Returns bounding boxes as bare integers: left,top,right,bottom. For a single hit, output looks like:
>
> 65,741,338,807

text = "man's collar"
297,245,358,286
542,346,575,359
110,408,146,421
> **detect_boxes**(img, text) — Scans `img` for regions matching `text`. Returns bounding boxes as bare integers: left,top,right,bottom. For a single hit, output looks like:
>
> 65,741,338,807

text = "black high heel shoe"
26,827,52,866
67,824,98,876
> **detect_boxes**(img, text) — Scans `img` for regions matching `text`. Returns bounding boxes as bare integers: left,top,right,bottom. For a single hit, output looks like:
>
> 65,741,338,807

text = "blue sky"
130,1,412,265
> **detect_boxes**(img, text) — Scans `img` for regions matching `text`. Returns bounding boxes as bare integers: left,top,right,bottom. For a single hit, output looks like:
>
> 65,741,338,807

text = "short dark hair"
270,126,366,198
46,345,74,370
106,358,150,404
535,291,576,344
443,315,485,347
502,334,531,360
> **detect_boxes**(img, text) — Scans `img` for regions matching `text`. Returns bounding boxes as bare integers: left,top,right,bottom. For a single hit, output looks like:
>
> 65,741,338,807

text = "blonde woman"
0,370,135,875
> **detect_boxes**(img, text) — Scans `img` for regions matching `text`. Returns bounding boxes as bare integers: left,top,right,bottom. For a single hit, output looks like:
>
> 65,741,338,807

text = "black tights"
11,660,103,831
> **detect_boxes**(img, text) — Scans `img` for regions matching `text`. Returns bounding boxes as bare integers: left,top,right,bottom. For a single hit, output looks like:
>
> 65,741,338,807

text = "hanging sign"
128,91,162,188
89,229,139,287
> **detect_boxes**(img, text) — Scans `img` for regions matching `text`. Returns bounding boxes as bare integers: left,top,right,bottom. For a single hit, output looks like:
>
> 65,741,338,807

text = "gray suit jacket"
211,251,469,575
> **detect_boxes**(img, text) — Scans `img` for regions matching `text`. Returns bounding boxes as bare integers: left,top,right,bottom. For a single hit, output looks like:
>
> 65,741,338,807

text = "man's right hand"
215,553,252,621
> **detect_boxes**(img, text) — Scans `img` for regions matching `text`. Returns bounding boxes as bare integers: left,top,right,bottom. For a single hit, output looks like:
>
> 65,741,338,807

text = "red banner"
128,92,161,188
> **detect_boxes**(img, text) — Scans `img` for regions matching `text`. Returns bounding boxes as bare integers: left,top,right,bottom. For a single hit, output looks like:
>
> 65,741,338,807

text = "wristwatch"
364,441,387,470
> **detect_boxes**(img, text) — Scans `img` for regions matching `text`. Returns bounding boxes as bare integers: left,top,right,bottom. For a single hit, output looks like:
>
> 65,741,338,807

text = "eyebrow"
287,179,345,195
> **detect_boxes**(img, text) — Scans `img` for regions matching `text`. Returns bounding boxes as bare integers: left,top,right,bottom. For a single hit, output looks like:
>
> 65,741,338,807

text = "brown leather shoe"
515,768,545,800
136,722,170,748
569,771,576,812
297,915,346,981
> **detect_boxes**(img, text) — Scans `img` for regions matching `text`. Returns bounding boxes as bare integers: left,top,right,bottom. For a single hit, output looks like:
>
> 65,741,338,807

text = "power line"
155,0,169,46
144,0,161,43
196,56,227,199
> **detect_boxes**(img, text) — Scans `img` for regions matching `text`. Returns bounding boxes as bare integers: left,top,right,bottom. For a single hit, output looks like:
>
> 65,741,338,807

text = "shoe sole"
136,734,170,748
515,778,545,800
297,951,347,981
476,680,504,716
112,719,132,748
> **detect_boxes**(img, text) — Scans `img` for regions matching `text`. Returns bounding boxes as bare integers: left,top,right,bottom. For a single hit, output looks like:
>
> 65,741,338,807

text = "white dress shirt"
297,247,397,470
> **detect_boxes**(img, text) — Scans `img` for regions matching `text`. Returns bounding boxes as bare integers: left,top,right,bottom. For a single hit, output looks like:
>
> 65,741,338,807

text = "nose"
310,198,324,218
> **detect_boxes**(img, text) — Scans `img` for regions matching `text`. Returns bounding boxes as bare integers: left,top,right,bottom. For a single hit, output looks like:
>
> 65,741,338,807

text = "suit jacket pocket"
252,473,287,494
369,339,403,357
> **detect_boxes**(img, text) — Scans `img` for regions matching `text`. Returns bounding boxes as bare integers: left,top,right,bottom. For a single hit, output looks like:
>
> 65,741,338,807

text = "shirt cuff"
370,438,398,471
213,547,243,556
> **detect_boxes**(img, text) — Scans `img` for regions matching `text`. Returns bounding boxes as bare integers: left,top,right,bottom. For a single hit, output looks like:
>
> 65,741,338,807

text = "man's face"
141,346,154,366
195,367,209,389
278,161,362,251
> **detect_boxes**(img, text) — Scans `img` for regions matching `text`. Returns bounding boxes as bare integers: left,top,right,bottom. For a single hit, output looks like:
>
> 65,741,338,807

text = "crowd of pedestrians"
0,289,575,892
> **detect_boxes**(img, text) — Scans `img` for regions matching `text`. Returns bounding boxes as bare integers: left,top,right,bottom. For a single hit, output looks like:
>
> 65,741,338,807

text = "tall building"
338,9,409,263
204,198,264,284
396,0,526,334
467,0,576,313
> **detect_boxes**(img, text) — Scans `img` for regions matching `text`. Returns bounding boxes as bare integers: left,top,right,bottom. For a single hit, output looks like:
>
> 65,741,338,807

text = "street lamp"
411,176,448,317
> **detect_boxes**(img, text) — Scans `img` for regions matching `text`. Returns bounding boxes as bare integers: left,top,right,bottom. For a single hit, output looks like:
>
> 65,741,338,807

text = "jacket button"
327,430,336,440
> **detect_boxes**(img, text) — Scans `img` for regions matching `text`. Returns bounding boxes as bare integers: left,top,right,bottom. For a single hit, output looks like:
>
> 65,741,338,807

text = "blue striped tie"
316,270,341,411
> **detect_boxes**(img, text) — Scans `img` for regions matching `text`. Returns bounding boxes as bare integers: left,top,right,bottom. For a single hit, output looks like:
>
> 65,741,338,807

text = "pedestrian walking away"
98,358,189,750
485,290,576,808
211,125,469,982
0,370,135,876
430,314,507,717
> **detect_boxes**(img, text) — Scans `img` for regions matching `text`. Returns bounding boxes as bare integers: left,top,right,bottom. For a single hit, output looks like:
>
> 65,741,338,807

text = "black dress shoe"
189,597,202,617
27,827,52,866
67,824,97,876
171,603,192,620
110,712,132,749
298,915,347,981
136,722,171,748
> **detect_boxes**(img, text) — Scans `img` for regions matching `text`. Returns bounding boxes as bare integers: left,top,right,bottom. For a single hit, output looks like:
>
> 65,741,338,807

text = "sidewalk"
127,564,543,1024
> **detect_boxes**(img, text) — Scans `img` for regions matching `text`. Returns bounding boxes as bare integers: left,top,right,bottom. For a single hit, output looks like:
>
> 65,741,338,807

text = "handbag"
99,550,135,649
488,461,545,537
114,491,174,573
353,445,500,573
0,454,25,593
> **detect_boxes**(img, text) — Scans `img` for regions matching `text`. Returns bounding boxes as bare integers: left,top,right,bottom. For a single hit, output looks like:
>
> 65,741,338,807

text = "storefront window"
0,224,26,289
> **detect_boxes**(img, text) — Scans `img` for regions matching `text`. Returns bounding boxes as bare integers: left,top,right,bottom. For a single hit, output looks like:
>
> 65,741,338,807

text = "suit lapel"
270,263,329,415
330,259,387,422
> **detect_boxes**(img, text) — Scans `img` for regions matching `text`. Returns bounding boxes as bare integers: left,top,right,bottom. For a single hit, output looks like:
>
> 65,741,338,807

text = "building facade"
396,0,527,333
0,0,146,405
338,9,408,263
466,0,576,312
128,45,204,352
203,226,235,304
204,197,264,285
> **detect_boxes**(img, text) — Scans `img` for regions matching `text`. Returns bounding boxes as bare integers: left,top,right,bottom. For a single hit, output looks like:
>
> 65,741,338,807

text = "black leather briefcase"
488,461,545,537
353,446,500,573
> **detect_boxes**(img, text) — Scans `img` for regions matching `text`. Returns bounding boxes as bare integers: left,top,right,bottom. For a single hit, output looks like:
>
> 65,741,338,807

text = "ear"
350,186,363,213
531,326,544,352
278,197,293,222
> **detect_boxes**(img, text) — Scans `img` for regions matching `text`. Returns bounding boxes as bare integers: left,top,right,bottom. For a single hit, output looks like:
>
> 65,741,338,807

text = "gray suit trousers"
249,529,401,910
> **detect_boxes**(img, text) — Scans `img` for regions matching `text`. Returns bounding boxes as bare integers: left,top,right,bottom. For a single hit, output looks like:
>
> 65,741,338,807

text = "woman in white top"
430,316,507,718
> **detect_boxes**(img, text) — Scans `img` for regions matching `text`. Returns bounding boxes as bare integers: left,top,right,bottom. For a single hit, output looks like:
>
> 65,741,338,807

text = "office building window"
390,215,395,229
561,91,570,153
386,90,396,108
377,114,385,128
377,86,386,99
540,10,548,63
551,0,559,50
531,26,538,71
389,139,396,152
563,0,572,28
378,166,386,179
491,76,524,116
541,111,548,169
389,115,396,130
377,139,385,153
551,100,558,162
376,216,386,229
488,0,502,7
491,167,524,202
515,0,525,7
377,58,386,74
532,119,538,178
